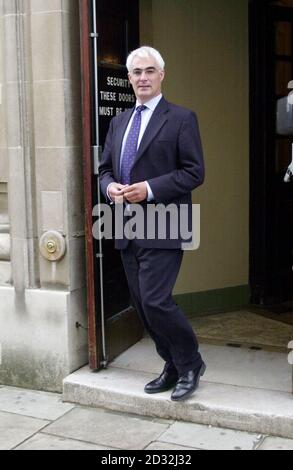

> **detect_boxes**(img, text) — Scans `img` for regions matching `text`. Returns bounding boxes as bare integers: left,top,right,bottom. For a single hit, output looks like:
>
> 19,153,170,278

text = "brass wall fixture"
39,230,66,262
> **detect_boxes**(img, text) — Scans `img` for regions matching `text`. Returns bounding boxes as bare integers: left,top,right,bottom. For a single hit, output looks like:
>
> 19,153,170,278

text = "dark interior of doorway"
187,1,293,355
249,0,293,310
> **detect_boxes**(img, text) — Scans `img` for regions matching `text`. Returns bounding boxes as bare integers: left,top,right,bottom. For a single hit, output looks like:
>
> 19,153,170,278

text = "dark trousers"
120,241,202,376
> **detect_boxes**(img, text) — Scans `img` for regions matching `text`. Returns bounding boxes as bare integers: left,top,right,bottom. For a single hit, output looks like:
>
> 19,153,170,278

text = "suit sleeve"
99,118,116,200
147,112,205,204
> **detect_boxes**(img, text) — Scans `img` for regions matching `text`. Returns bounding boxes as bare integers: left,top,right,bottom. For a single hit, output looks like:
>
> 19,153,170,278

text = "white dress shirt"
107,93,163,202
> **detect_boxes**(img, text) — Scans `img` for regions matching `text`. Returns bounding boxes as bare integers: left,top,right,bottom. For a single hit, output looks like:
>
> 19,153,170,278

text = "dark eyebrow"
133,67,156,72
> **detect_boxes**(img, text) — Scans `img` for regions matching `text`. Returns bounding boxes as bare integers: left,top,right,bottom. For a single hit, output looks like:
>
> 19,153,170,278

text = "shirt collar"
136,94,163,112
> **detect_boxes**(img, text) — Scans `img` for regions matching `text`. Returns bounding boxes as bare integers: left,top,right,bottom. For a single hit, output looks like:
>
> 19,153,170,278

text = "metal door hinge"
92,146,102,175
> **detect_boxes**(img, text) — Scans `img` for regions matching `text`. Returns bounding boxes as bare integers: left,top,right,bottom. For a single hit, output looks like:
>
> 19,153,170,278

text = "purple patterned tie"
120,105,146,185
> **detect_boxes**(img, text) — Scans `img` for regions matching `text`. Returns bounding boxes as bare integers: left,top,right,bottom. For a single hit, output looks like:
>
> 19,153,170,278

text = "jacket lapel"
114,107,134,178
133,97,169,167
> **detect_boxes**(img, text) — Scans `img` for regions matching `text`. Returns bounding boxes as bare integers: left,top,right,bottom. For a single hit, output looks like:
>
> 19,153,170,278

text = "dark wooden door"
80,0,143,370
250,0,293,305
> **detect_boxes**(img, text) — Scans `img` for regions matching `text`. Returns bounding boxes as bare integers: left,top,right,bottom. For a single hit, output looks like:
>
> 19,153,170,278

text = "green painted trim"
174,285,250,316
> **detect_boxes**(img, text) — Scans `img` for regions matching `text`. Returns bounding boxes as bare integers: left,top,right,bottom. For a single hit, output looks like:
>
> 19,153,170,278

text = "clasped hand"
109,182,147,203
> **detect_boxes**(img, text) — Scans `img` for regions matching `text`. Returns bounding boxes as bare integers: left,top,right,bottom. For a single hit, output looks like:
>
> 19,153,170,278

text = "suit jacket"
99,97,205,250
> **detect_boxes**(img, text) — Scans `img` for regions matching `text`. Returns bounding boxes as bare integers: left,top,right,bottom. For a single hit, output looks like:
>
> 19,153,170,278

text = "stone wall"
0,0,88,392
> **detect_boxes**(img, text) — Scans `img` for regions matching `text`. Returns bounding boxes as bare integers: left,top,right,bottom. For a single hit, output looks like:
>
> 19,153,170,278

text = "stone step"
63,365,293,439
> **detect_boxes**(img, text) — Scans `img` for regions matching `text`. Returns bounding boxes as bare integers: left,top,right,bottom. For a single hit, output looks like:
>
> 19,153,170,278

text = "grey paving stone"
159,422,261,451
0,386,74,420
258,436,293,450
15,433,115,450
146,441,199,451
43,407,169,450
0,411,49,450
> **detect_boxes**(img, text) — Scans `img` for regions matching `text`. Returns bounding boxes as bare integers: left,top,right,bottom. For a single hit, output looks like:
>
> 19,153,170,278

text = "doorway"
80,0,292,372
249,0,293,308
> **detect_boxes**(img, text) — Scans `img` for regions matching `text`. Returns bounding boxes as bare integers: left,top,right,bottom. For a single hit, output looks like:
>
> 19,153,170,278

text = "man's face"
128,56,165,103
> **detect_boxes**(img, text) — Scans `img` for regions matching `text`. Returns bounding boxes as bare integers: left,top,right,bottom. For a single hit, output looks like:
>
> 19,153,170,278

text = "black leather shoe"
144,369,178,394
171,362,206,402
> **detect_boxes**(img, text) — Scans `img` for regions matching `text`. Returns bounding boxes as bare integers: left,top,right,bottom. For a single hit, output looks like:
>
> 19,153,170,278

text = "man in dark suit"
99,46,205,401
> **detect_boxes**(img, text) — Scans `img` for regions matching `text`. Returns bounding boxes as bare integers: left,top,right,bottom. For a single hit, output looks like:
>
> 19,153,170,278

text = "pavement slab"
15,433,116,451
0,411,49,450
145,441,199,451
158,422,261,451
0,386,74,420
258,436,293,450
42,406,170,450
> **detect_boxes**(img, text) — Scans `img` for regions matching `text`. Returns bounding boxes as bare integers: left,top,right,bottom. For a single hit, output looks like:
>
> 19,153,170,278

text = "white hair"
126,46,165,72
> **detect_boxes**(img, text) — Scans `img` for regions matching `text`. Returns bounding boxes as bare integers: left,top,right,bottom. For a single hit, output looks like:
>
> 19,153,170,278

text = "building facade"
2,0,290,393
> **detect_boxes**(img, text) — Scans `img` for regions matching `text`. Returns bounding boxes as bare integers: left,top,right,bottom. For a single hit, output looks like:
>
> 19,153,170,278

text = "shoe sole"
171,362,206,402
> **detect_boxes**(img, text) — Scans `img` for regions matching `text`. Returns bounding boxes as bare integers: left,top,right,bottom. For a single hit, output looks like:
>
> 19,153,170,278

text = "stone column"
0,0,11,285
0,185,10,285
30,0,84,290
1,0,40,289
